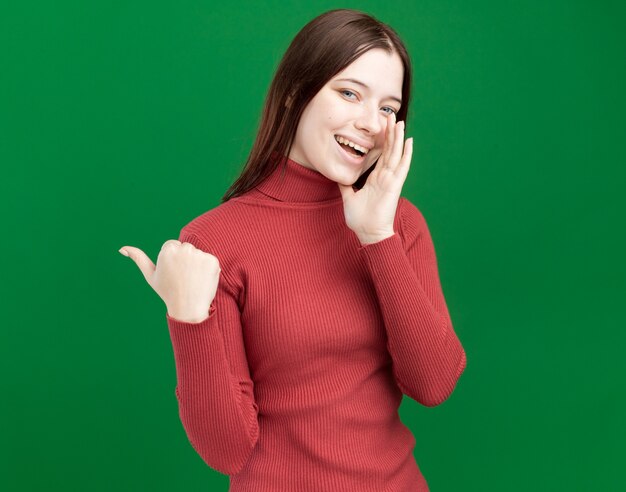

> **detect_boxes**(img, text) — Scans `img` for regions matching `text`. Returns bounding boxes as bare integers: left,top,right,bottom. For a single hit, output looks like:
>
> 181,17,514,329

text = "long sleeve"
357,197,467,407
166,229,259,474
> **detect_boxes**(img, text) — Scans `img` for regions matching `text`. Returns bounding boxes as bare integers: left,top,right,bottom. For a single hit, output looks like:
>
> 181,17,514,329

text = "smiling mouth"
334,135,367,157
339,142,364,157
334,139,368,165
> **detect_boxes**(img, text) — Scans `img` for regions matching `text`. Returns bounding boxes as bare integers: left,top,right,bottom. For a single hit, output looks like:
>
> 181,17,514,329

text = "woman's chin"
332,170,362,187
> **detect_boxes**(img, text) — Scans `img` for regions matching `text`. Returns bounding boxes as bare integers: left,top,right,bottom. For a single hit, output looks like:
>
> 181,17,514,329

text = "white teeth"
334,135,369,155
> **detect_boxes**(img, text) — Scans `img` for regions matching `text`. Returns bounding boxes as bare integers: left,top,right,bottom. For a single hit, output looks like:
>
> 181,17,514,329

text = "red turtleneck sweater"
165,157,466,491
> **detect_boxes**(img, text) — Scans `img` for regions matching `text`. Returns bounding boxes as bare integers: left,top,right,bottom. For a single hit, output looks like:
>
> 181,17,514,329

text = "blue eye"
340,89,398,115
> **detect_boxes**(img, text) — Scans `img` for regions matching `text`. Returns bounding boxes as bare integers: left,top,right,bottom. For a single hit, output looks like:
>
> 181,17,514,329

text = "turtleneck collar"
253,155,343,203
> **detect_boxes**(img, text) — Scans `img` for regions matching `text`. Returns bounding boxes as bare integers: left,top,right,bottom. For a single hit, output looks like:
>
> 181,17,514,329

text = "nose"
354,104,383,135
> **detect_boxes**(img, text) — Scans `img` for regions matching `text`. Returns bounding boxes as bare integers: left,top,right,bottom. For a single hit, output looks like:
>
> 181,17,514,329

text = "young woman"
120,9,466,491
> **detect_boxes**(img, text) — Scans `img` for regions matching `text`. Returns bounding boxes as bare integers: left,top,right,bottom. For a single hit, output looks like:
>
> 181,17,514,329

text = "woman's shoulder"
176,197,253,253
176,198,255,293
182,198,250,242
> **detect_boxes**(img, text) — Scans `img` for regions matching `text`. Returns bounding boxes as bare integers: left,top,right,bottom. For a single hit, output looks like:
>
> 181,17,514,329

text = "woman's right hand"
119,240,221,323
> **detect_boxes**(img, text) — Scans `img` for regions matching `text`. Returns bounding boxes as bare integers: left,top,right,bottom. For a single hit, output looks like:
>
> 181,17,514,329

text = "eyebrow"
334,78,402,105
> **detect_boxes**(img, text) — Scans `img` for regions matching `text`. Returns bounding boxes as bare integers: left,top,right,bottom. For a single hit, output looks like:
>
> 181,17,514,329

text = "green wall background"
2,1,624,490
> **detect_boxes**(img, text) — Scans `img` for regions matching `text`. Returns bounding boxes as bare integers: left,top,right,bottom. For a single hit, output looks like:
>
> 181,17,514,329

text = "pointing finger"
119,246,156,285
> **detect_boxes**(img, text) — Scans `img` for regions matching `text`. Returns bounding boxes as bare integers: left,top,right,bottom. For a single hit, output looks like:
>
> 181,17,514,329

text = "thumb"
119,246,156,284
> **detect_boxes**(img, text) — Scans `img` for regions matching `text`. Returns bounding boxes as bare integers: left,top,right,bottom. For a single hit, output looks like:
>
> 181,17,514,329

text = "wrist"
357,230,395,245
167,304,214,323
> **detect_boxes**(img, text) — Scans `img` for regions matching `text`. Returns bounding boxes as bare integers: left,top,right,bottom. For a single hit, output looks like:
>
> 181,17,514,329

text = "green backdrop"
2,1,624,490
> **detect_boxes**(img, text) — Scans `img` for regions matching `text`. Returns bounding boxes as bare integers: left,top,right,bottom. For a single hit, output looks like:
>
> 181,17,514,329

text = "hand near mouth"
337,112,414,245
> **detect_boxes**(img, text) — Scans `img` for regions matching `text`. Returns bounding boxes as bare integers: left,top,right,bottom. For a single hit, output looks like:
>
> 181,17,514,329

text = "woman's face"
288,48,404,186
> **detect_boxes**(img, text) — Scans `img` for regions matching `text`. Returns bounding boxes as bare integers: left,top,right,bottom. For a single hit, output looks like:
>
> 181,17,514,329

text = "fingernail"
119,248,129,257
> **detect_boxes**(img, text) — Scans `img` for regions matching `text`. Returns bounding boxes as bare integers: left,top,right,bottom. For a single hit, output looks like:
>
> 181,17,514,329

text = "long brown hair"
221,9,412,203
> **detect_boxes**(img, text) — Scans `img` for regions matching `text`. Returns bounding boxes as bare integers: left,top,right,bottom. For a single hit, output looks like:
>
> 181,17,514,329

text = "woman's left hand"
337,112,414,245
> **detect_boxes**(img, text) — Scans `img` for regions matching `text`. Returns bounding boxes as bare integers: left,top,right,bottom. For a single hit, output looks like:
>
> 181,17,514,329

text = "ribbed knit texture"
166,156,467,491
